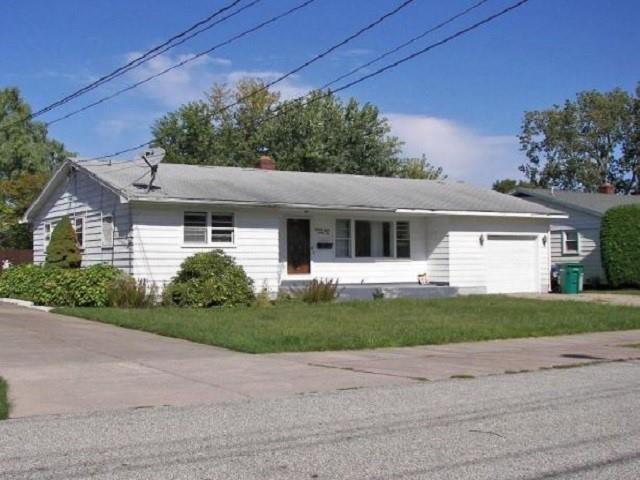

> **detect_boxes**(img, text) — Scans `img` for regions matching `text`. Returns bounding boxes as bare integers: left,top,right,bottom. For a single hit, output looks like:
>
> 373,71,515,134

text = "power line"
46,0,320,127
319,0,492,90
1,0,253,131
82,0,531,163
33,0,246,118
49,0,416,128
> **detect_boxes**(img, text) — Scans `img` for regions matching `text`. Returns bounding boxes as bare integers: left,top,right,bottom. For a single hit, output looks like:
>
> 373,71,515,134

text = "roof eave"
128,196,566,218
21,159,130,224
514,188,603,217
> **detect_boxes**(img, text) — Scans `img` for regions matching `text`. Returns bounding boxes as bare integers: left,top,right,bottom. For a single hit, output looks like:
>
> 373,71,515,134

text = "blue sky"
1,0,638,185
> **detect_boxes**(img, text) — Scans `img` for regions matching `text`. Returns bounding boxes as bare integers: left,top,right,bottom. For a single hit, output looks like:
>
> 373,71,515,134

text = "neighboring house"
514,187,640,285
23,158,565,295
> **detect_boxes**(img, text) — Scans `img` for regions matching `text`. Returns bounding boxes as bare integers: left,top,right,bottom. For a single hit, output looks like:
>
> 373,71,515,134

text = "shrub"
601,205,640,288
0,263,121,306
293,278,341,304
163,250,254,307
108,275,157,308
46,216,81,268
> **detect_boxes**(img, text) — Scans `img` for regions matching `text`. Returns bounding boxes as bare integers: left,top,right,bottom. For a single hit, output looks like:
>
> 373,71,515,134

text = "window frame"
101,213,114,249
395,221,411,258
333,219,409,260
210,212,235,246
43,222,52,244
335,219,352,258
73,216,85,249
183,211,208,245
561,230,580,256
182,211,236,247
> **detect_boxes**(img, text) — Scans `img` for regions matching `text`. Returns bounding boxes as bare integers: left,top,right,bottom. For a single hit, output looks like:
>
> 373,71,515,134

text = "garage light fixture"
479,234,485,246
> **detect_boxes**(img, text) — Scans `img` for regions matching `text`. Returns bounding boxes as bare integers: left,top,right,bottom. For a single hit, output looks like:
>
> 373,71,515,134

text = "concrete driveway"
2,302,640,418
0,303,411,418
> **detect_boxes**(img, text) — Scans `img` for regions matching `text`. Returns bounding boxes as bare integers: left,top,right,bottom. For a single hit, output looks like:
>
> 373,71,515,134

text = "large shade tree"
151,78,444,179
518,84,639,193
0,87,70,248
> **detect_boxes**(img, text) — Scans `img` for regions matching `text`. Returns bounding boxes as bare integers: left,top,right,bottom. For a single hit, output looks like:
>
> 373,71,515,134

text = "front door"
287,219,311,274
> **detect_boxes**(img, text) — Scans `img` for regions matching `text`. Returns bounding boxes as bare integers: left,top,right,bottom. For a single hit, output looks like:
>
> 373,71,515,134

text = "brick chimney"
256,154,276,170
598,183,615,195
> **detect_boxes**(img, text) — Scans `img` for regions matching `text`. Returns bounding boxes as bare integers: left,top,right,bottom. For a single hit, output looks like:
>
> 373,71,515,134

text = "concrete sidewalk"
271,330,640,381
2,302,640,418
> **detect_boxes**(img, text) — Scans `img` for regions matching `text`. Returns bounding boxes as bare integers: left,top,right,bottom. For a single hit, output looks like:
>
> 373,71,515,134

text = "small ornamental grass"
162,250,254,307
292,278,341,303
107,276,157,308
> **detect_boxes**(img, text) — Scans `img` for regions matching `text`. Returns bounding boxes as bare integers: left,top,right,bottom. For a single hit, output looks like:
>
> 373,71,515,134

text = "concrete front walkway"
2,302,640,418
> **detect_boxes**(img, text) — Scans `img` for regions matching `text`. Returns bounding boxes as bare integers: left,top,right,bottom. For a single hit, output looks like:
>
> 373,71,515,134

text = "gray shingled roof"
515,187,640,216
77,160,562,216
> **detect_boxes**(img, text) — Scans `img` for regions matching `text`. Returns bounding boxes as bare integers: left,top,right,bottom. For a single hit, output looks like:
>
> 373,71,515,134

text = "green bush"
163,250,254,307
601,205,640,288
107,275,157,308
46,216,81,268
0,263,121,306
292,278,341,303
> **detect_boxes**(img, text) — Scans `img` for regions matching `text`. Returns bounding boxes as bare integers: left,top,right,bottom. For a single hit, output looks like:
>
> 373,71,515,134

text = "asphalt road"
1,361,639,479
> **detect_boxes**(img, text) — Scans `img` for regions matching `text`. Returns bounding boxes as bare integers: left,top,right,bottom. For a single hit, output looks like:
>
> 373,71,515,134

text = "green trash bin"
559,264,584,294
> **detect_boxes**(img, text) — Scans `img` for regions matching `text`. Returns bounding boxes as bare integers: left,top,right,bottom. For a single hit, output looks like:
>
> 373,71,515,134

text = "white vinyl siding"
518,199,605,284
425,217,449,284
32,169,132,271
283,213,427,284
133,204,280,292
447,217,550,293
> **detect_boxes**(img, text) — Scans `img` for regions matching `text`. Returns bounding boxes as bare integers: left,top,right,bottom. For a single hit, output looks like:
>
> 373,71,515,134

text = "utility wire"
49,0,415,128
34,0,245,117
82,0,531,163
46,0,320,127
319,0,492,90
0,0,251,131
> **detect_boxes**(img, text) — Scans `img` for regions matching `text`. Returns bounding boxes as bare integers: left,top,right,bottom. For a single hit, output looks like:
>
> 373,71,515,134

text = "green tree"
45,216,81,268
492,178,533,194
519,85,638,193
0,171,48,248
0,87,69,179
152,79,404,176
397,155,446,180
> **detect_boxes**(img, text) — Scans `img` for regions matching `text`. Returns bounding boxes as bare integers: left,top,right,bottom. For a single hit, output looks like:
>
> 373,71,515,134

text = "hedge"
601,205,640,288
0,264,121,307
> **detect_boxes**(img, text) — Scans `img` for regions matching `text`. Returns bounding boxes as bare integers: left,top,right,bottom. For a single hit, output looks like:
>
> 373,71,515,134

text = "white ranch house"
24,158,565,297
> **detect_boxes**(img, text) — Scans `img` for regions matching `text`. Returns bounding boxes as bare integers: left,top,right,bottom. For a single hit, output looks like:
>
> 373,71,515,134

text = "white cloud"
124,52,312,108
386,113,526,186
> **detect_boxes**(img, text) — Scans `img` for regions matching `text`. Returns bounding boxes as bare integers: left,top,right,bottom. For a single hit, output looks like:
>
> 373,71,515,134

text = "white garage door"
485,235,539,293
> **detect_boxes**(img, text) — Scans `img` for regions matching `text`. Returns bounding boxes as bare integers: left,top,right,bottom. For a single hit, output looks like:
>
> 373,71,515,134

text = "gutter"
128,197,566,219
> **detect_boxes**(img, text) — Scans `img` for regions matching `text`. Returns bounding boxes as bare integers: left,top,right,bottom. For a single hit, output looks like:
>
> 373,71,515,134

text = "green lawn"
55,296,640,354
0,377,10,420
589,289,640,296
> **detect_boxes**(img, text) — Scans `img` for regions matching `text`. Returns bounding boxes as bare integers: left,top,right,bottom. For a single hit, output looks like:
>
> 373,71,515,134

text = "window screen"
184,212,207,243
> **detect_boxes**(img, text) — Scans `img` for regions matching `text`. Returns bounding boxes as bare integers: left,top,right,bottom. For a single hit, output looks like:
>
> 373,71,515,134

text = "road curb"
0,298,53,312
